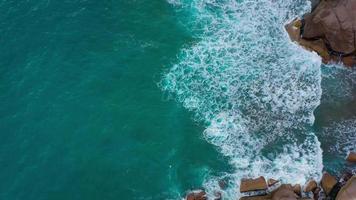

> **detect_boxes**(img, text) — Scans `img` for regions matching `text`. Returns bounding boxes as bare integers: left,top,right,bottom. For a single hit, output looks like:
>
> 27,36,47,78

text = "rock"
240,195,271,200
347,152,356,163
328,172,353,199
304,180,318,193
321,172,338,195
313,187,322,200
268,179,279,187
302,0,356,54
292,184,302,197
310,0,320,10
271,184,298,200
286,0,356,67
186,190,207,200
336,176,356,200
285,19,331,62
240,176,268,193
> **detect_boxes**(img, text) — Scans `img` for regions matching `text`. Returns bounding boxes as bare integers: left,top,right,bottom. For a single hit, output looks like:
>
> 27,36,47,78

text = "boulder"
321,172,338,195
240,176,268,193
240,195,271,200
186,190,207,200
292,184,302,197
271,184,298,200
286,0,356,67
304,180,318,193
336,176,356,200
347,152,356,162
302,0,356,54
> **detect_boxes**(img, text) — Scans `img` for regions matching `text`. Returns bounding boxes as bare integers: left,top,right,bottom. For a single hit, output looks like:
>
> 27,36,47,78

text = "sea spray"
162,0,323,198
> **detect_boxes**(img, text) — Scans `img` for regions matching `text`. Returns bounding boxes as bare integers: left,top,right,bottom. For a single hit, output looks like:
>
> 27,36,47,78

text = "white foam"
321,118,356,155
321,64,356,103
162,0,323,198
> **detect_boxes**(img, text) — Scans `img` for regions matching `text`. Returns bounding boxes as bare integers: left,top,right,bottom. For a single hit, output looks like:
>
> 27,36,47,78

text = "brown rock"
271,184,298,200
186,190,207,200
302,0,356,54
321,172,338,195
304,180,318,193
346,152,356,162
240,176,268,193
240,195,271,200
292,184,302,196
285,19,331,63
336,176,356,200
285,0,356,67
342,56,356,67
313,187,322,200
268,179,279,187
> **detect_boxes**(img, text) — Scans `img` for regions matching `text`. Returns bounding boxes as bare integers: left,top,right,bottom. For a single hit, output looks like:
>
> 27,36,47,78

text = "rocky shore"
286,0,356,67
185,152,356,200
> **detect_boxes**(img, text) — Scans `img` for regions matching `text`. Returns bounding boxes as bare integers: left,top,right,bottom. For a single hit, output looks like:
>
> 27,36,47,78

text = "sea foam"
163,0,323,198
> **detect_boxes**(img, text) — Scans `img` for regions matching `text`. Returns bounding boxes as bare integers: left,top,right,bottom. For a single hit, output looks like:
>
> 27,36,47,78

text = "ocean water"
0,0,355,200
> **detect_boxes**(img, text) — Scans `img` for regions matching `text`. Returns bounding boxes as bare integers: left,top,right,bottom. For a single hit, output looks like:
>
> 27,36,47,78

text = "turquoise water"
0,0,355,200
0,1,229,199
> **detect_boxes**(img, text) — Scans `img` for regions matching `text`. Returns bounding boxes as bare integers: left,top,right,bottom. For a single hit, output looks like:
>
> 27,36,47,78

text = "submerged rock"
240,176,268,193
286,0,356,67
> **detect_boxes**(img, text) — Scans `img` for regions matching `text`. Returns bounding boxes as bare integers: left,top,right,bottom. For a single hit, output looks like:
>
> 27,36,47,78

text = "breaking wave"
162,0,323,198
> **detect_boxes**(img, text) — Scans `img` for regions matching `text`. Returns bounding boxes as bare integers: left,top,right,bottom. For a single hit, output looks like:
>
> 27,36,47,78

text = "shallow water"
0,0,355,200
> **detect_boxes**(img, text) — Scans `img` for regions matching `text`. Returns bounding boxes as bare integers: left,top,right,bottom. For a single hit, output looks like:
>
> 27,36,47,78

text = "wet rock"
302,0,356,54
268,179,279,187
328,171,353,199
186,190,207,200
336,176,356,200
240,176,268,193
240,195,271,200
285,19,331,63
347,152,356,163
313,187,322,200
271,184,298,200
286,0,356,67
321,172,338,195
304,180,318,193
292,184,302,197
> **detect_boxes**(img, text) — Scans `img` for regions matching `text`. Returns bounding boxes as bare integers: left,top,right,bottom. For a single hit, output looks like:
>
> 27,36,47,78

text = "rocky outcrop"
286,0,356,67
